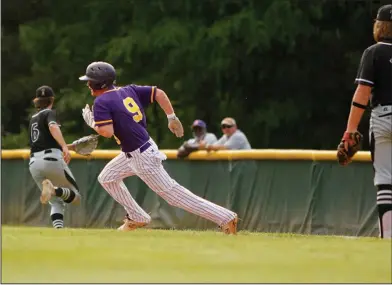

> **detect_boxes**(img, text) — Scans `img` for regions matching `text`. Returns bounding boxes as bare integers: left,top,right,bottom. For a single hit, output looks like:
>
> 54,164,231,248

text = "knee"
98,171,110,185
153,178,177,193
158,182,181,206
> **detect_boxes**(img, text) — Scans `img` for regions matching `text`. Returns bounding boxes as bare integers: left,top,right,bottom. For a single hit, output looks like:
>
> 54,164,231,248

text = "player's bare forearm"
155,89,175,115
94,124,114,138
49,124,67,148
346,85,371,132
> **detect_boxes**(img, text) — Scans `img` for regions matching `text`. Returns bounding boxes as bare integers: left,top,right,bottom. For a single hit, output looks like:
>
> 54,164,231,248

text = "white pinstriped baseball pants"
97,138,237,226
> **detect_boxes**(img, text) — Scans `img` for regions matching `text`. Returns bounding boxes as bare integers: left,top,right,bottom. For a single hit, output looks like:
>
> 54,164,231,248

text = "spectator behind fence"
177,120,217,158
201,117,251,151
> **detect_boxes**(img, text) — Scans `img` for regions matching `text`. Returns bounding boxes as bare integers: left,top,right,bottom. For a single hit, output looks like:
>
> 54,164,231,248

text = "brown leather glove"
177,142,200,158
337,131,363,166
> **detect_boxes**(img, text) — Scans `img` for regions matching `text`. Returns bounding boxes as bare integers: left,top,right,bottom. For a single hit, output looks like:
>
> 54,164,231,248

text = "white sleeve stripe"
48,121,58,126
355,78,374,84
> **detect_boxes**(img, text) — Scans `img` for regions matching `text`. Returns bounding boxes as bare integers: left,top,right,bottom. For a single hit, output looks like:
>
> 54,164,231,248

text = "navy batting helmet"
79,61,116,90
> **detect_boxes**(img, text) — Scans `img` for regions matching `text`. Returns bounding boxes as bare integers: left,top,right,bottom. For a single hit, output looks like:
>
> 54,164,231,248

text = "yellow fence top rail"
1,149,371,161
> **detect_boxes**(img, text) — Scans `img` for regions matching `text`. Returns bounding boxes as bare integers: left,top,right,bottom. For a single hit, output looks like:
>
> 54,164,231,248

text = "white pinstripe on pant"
97,138,237,226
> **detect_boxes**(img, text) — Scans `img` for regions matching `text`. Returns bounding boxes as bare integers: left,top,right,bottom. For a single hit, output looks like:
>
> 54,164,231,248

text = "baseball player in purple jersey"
79,61,238,234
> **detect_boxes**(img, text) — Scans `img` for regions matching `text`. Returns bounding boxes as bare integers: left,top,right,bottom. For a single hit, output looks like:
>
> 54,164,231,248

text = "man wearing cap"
28,86,81,229
202,117,251,151
337,4,392,238
177,119,217,158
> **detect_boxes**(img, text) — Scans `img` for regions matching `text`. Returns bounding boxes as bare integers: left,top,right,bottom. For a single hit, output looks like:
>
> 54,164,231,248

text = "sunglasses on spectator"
221,124,233,129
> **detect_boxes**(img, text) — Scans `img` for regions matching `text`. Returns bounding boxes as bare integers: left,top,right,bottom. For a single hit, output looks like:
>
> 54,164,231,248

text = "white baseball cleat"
117,215,147,232
41,179,55,204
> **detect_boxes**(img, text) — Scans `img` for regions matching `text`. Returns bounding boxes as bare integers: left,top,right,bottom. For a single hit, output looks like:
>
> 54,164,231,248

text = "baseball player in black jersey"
338,5,392,238
28,86,81,229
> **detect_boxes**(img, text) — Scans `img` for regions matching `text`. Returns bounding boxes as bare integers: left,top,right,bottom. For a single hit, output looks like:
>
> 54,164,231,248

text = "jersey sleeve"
355,48,374,87
132,85,157,108
46,110,58,126
93,98,113,127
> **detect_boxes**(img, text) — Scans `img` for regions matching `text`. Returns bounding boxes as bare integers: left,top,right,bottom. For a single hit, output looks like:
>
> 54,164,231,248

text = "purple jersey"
93,84,156,152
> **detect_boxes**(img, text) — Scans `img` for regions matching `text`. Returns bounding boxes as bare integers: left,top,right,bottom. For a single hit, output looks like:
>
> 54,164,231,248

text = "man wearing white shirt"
202,117,251,151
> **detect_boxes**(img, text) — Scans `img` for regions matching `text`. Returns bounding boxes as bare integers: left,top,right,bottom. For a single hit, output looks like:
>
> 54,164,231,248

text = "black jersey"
355,39,392,107
28,109,62,153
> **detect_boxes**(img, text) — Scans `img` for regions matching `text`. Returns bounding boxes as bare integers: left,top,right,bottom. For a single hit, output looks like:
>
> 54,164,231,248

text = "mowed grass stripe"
2,226,391,283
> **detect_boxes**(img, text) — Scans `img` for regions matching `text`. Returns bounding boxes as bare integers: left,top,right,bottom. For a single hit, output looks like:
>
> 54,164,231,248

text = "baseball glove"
72,134,99,156
337,131,363,166
177,142,200,158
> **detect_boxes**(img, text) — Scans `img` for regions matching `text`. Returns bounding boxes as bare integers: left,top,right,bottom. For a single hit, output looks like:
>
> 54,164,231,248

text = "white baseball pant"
97,138,237,226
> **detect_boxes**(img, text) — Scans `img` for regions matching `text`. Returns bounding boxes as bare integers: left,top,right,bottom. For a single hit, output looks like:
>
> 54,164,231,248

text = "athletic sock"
55,187,76,203
377,185,392,239
51,213,64,229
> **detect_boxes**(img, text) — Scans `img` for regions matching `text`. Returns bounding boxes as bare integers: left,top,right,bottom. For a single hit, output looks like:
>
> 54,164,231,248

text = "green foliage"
2,127,30,149
1,0,380,150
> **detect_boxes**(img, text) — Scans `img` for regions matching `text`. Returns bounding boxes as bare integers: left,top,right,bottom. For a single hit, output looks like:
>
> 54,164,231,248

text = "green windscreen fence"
1,159,378,236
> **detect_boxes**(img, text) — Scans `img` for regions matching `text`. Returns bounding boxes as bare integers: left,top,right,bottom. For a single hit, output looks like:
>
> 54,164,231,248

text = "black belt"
125,141,151,158
30,149,52,158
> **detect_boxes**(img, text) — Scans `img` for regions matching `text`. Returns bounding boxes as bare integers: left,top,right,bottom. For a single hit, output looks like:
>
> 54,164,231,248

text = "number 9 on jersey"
123,97,143,123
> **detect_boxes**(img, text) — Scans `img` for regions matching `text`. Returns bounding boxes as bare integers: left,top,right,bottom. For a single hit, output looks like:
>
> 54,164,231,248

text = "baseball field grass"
2,226,391,283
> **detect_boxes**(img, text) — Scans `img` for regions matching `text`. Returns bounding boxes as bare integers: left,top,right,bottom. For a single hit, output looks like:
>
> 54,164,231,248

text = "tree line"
2,0,388,150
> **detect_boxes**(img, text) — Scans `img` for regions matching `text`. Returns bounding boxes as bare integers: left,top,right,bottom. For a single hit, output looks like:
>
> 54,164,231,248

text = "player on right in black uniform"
28,86,81,229
339,4,392,238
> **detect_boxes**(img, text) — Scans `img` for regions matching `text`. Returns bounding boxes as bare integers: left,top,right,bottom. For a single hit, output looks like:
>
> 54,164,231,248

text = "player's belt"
125,141,151,158
30,149,52,158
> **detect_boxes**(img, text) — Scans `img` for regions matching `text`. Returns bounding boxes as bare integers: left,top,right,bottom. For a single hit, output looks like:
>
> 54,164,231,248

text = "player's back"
93,84,157,152
29,109,61,153
368,41,392,105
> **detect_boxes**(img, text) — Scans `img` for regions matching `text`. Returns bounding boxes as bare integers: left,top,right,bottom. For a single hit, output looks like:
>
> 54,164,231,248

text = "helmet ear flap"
88,81,102,91
100,78,116,89
87,80,114,91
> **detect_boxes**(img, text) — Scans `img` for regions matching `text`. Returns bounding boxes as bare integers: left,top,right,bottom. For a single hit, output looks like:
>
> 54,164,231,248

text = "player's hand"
62,145,71,164
168,117,184,138
82,104,95,129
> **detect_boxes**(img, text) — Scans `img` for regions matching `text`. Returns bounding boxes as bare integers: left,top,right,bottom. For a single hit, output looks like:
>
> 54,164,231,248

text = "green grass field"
2,226,391,283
